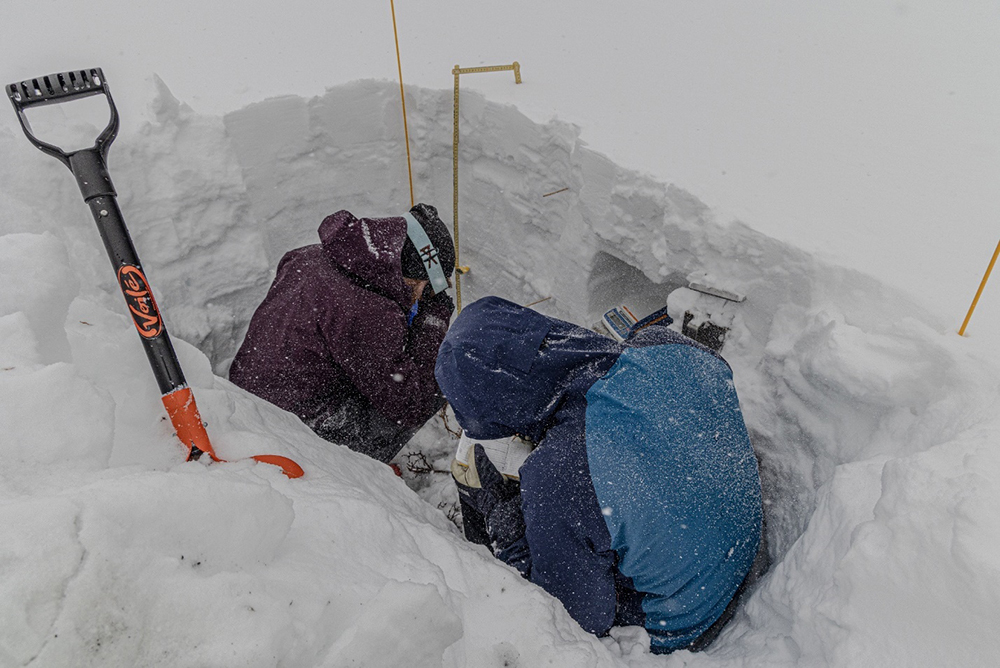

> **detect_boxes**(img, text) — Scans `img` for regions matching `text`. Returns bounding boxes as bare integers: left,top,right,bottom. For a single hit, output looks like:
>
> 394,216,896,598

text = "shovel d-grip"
7,69,303,478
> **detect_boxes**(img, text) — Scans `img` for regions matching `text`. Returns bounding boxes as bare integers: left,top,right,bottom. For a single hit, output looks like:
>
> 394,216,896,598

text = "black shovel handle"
7,68,119,167
6,69,185,395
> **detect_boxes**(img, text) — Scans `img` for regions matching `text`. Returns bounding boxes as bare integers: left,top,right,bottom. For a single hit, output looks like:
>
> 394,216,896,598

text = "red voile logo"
117,265,163,338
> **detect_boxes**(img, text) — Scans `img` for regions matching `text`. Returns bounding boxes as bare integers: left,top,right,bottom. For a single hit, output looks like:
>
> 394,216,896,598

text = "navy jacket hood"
435,296,620,441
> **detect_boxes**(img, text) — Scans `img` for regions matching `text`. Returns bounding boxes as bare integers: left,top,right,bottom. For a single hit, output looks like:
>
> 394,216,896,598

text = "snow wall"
1,78,1000,666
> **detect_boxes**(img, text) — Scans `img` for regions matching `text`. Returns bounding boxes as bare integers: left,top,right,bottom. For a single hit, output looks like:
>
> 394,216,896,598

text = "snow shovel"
6,68,304,478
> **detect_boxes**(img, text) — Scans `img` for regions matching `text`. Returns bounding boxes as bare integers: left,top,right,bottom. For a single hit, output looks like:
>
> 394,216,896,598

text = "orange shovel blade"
252,454,305,479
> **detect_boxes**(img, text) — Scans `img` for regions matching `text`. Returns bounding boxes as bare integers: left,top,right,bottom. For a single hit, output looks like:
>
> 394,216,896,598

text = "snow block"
323,580,463,668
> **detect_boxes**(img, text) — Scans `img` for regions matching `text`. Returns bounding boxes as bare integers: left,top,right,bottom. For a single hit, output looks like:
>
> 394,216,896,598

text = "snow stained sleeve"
518,418,619,637
320,290,452,428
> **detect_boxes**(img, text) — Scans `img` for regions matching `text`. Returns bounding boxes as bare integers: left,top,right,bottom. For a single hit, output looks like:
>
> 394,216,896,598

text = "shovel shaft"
71,149,218,461
73,152,188,395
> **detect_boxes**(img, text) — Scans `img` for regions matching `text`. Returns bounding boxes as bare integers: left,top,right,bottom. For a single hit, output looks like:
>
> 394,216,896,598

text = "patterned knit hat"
401,203,456,290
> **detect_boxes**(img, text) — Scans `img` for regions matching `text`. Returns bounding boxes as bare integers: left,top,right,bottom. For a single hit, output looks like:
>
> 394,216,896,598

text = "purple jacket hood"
319,210,412,309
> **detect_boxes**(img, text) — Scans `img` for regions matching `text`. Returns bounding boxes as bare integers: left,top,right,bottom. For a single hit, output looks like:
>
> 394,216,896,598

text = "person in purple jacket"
229,203,455,463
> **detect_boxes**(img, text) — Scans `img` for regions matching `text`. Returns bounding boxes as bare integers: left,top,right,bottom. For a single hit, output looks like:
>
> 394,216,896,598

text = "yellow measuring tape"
452,62,522,311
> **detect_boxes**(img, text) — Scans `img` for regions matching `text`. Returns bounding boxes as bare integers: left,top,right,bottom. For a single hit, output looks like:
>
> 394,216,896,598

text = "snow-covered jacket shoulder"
434,296,762,653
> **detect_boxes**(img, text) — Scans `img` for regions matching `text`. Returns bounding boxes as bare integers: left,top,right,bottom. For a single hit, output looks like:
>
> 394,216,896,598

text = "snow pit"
1,77,999,665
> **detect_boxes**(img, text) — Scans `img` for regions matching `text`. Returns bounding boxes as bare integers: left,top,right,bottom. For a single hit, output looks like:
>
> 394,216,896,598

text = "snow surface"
3,72,1000,666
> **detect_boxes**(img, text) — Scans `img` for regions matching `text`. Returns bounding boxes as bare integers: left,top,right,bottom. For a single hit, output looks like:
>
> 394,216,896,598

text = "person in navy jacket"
434,296,766,654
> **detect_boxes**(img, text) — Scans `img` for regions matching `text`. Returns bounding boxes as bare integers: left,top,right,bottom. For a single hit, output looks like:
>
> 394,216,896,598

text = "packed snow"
2,74,1000,668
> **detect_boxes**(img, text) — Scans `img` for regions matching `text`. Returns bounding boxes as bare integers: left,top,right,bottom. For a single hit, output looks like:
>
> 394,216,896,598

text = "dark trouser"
306,393,446,464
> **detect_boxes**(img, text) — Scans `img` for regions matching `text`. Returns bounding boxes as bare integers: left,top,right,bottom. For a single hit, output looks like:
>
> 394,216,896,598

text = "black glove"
421,286,455,313
471,445,529,572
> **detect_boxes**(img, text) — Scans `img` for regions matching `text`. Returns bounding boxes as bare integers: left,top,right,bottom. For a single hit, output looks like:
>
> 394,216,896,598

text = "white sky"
4,0,1000,337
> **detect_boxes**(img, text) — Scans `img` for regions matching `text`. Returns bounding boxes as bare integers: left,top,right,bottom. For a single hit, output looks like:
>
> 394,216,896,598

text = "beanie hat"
401,203,456,290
